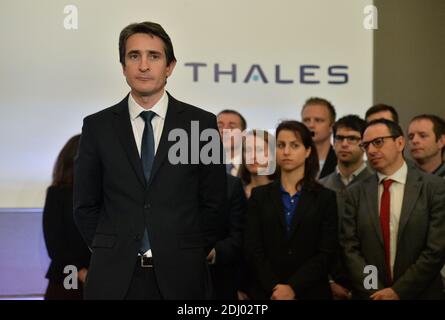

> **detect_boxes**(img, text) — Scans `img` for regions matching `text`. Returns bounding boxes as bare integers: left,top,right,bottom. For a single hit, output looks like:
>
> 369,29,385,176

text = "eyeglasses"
334,135,361,144
359,136,397,151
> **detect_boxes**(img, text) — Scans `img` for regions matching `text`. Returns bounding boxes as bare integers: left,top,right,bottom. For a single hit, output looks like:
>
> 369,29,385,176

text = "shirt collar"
336,161,367,180
279,184,302,197
377,161,408,185
128,90,168,121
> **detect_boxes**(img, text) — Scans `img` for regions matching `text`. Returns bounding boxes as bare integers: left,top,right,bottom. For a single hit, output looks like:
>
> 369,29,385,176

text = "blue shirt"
280,184,302,235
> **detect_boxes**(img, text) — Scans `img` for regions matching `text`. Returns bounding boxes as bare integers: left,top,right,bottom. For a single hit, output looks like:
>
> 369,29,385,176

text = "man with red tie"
340,118,445,300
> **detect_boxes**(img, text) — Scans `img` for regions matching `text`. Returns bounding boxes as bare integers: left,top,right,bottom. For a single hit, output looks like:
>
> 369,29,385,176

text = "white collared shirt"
128,90,169,257
128,91,168,156
377,161,408,277
337,162,367,186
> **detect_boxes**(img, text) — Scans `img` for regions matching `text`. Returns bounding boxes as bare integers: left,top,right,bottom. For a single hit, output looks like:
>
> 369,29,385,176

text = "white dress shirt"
128,90,169,257
376,161,408,278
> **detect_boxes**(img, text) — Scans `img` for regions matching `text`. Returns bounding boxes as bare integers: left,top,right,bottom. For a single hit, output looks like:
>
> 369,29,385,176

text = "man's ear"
166,60,177,78
396,136,405,152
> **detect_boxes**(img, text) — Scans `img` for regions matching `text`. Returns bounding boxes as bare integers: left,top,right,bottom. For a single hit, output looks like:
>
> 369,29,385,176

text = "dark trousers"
124,259,162,300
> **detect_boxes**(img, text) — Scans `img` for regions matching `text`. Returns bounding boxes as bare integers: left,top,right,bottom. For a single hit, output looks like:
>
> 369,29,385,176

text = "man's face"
408,119,444,163
301,104,333,144
362,124,404,173
366,110,395,123
122,33,176,100
217,113,244,151
334,127,364,166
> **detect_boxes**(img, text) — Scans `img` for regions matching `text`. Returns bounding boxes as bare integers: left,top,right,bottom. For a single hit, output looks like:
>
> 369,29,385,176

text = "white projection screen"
0,0,374,207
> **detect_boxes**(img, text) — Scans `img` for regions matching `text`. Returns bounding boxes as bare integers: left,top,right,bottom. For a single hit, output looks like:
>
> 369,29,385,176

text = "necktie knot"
140,110,156,123
382,178,394,190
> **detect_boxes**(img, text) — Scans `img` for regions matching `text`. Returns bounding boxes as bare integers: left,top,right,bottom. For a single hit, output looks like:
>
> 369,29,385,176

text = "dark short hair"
217,109,247,131
365,104,399,124
410,114,445,141
301,97,336,124
52,134,81,187
275,121,321,191
364,118,404,138
119,21,176,66
333,115,367,137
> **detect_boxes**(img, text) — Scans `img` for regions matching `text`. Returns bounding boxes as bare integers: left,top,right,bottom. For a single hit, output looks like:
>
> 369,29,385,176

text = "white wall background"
0,0,373,207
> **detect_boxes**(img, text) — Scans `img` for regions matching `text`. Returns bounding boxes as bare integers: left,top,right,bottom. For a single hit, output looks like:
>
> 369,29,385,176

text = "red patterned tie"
380,179,394,284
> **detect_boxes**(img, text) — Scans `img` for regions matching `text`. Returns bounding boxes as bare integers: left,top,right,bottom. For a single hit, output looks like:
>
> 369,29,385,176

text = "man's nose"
139,56,150,72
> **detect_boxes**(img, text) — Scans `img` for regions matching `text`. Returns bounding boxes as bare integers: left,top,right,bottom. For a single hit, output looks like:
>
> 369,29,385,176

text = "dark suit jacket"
74,93,227,299
318,146,337,179
43,186,91,281
210,175,247,299
244,180,338,299
341,164,445,299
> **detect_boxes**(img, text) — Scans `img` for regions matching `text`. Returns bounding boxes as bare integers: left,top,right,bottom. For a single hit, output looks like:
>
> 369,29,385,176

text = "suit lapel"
397,167,422,244
364,175,384,246
147,93,185,187
270,180,287,233
113,95,146,188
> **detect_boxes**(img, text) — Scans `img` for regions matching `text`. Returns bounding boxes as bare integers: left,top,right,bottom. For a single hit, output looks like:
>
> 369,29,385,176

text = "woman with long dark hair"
42,134,91,299
238,129,276,198
244,121,338,300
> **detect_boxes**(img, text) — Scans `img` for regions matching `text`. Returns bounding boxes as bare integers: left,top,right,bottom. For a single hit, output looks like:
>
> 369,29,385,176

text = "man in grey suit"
341,119,445,300
320,115,373,299
407,114,445,291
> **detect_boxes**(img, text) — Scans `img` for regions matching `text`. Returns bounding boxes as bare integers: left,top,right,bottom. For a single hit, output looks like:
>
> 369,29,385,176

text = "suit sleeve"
392,180,445,299
244,188,280,294
215,177,247,265
198,114,227,250
73,118,103,247
340,188,384,298
287,190,338,296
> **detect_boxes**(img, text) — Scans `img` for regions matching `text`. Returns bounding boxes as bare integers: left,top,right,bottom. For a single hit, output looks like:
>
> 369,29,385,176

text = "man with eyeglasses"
341,118,445,300
320,115,373,300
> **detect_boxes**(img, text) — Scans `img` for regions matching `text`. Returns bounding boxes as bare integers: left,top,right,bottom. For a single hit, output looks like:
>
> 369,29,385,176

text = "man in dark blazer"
300,97,337,179
74,21,226,299
341,119,445,300
208,175,246,299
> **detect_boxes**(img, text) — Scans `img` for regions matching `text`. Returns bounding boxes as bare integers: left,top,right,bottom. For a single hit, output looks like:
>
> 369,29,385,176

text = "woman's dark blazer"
43,186,91,281
244,180,338,300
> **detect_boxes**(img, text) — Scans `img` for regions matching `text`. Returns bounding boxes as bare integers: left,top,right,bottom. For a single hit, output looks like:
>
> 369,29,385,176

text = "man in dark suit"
208,175,246,299
301,97,337,179
74,21,227,299
341,119,445,300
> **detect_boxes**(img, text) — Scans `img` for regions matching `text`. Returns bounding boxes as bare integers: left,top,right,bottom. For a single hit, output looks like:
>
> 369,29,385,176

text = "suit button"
135,234,141,241
144,203,150,209
288,250,293,255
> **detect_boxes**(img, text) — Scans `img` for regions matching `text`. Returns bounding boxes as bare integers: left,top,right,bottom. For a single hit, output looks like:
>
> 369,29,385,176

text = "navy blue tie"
139,110,156,253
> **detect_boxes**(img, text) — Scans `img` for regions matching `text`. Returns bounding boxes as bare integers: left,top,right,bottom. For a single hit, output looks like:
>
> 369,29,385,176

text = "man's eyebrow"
126,49,140,55
126,49,162,55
